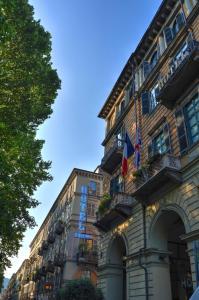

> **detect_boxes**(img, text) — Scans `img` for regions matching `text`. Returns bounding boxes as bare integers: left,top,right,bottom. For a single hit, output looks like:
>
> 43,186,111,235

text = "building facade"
96,1,199,300
5,168,103,300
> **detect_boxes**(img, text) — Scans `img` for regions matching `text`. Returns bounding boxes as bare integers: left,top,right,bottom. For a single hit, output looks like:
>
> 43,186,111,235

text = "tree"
57,279,104,300
0,0,61,272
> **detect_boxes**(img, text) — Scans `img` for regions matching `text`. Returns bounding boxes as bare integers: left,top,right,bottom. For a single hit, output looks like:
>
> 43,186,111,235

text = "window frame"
184,92,199,146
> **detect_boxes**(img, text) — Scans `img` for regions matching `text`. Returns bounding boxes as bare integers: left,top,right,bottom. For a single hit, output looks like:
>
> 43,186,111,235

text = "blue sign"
74,233,92,239
74,185,92,240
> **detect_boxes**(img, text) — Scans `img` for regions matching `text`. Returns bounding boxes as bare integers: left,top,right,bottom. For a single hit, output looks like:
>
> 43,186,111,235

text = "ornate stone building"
95,1,199,299
5,168,103,300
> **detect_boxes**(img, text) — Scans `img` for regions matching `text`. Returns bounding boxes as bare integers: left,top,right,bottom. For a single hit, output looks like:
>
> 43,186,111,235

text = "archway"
150,209,193,300
106,234,127,300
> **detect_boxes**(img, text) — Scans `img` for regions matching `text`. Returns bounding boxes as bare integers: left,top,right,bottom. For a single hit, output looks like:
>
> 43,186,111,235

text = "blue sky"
5,0,162,277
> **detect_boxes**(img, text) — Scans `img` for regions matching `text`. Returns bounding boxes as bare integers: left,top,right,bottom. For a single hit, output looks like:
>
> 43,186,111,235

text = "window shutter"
124,89,130,105
176,12,185,30
143,61,151,79
148,141,154,159
110,178,116,196
164,27,173,46
186,31,194,51
96,182,100,195
163,123,171,153
155,85,160,100
175,109,188,154
129,80,135,100
141,92,150,115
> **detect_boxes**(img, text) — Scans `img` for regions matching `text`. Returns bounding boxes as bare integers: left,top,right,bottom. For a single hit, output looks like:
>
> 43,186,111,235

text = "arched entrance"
150,209,193,300
106,235,127,300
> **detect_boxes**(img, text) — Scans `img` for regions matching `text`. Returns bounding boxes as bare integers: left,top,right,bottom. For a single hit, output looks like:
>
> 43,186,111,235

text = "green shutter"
148,141,154,159
176,12,185,30
163,123,171,153
164,27,173,46
175,109,188,154
141,92,150,115
143,61,151,79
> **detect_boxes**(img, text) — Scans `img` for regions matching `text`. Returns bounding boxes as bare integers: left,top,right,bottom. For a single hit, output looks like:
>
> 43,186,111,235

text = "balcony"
55,220,64,235
157,40,199,109
41,240,48,251
46,260,55,273
38,266,47,277
94,192,135,232
101,138,124,174
132,154,182,202
76,250,98,266
47,232,55,244
54,255,65,267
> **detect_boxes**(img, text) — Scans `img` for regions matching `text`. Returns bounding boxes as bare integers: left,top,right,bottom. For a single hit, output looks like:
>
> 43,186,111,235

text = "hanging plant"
98,194,111,216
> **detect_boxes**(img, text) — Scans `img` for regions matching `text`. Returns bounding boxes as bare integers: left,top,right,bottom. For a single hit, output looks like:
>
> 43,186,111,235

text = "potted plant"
97,194,111,216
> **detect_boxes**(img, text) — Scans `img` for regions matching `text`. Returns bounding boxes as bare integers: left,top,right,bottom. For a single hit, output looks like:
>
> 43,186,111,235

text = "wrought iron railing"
132,154,181,192
158,40,199,95
101,137,124,165
110,192,135,209
77,250,98,265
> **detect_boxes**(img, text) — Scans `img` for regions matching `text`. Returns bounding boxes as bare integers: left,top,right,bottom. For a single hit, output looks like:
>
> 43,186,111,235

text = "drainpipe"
138,204,149,300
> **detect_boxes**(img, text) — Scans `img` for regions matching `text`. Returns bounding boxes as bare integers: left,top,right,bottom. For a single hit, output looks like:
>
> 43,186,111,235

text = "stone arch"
148,203,191,248
148,204,193,300
104,232,128,300
106,232,129,264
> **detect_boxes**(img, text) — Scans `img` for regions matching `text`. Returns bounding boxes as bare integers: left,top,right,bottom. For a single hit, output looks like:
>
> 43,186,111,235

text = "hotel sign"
74,185,91,240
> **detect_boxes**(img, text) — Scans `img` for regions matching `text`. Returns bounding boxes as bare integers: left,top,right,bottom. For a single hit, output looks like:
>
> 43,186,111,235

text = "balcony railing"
76,251,98,265
41,241,48,251
132,154,182,202
47,232,55,244
54,255,65,267
94,192,135,232
38,266,47,277
157,40,199,109
55,220,65,235
46,260,55,273
101,138,124,174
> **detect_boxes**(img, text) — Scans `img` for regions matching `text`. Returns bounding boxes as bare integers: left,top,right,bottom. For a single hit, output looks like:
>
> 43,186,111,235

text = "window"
153,131,168,154
148,123,171,158
142,47,160,81
175,92,199,153
183,0,198,16
184,93,199,145
116,126,125,147
116,99,125,119
141,83,159,114
150,84,159,111
81,270,91,279
150,50,159,70
164,12,185,46
88,181,97,195
110,175,124,196
87,203,96,217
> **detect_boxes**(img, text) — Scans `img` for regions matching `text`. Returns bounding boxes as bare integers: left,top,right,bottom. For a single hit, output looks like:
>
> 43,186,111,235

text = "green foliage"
0,0,61,272
57,279,104,300
98,194,111,216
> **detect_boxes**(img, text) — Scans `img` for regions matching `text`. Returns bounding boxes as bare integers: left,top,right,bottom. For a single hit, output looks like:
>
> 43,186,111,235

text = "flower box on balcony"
132,154,182,202
95,192,135,232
